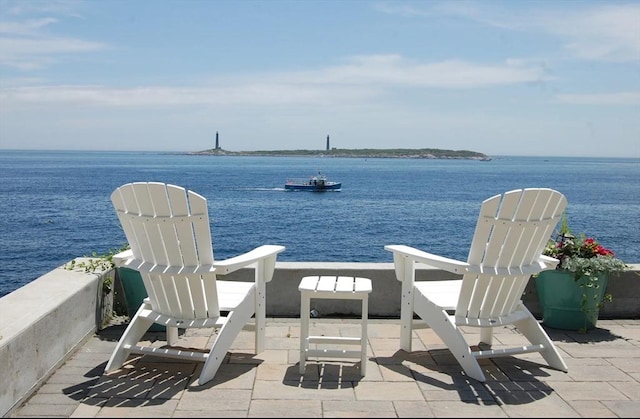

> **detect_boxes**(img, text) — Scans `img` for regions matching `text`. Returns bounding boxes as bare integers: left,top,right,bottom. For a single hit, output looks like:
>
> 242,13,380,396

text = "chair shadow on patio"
283,362,365,389
59,318,266,410
374,349,557,406
61,356,196,408
63,352,264,410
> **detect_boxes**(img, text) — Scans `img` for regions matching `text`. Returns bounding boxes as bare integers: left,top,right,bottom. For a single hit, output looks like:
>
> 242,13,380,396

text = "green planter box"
535,269,609,331
117,267,165,332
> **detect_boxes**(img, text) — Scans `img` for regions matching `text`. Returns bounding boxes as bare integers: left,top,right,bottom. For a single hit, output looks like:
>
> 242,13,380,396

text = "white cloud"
293,55,549,88
537,4,640,63
377,1,640,63
0,54,551,109
0,36,107,70
0,17,58,35
3,0,85,19
557,91,640,105
0,83,373,109
0,13,106,70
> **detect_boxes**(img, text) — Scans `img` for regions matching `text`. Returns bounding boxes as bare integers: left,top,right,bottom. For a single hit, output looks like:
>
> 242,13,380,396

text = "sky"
0,0,639,157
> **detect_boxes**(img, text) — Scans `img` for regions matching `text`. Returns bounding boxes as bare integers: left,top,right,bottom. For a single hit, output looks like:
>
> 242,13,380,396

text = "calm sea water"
1,150,638,297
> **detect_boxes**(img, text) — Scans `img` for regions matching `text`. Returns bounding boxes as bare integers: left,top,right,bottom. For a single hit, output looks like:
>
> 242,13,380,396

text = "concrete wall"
0,260,114,418
262,262,456,318
1,261,638,417
246,262,640,319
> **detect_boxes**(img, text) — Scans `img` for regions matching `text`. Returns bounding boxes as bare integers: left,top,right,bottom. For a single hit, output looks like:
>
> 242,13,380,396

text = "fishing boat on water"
284,171,341,191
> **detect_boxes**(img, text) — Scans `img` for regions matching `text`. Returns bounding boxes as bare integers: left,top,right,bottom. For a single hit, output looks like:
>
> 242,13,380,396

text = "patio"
11,316,640,418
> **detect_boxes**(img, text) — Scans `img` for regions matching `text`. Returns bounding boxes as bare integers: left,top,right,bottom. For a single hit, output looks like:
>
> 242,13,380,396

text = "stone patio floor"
10,317,640,418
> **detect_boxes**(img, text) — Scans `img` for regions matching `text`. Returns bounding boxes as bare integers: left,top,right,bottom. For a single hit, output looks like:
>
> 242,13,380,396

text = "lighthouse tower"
215,131,220,149
326,134,330,151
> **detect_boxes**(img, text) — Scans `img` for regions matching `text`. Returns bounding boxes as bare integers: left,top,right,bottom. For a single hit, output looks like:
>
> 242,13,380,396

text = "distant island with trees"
188,132,491,160
189,148,492,161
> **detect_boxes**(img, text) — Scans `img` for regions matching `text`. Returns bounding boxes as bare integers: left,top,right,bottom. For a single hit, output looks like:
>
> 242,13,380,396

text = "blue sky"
0,0,638,157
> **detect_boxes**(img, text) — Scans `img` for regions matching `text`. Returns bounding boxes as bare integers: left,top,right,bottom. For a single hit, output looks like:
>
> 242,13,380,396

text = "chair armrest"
539,254,561,270
112,245,285,278
384,244,469,274
113,249,134,267
213,245,285,275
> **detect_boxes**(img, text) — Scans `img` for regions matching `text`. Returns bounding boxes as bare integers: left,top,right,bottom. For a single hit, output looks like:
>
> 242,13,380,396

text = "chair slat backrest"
457,188,567,322
111,182,219,320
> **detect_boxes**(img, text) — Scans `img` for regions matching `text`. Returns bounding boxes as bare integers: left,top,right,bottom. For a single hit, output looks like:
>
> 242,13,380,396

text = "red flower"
596,245,614,257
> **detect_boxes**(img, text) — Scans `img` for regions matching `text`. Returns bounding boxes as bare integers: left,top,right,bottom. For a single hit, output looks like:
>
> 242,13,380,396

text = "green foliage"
561,255,628,281
65,244,130,294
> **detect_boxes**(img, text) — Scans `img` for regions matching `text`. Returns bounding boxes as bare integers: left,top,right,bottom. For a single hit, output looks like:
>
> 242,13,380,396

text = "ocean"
1,150,638,298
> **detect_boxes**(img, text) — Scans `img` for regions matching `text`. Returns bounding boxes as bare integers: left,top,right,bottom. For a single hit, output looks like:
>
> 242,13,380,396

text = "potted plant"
535,217,628,332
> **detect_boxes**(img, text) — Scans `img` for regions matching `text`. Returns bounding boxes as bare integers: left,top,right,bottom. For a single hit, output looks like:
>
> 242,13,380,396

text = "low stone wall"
1,261,638,417
248,262,640,319
0,260,114,418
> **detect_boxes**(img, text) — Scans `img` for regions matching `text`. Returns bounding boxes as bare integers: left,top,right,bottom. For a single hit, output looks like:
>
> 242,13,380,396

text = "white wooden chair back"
456,188,567,325
111,182,220,320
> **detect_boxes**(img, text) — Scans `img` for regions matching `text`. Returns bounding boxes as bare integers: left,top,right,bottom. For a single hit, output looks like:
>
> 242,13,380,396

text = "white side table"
298,275,373,376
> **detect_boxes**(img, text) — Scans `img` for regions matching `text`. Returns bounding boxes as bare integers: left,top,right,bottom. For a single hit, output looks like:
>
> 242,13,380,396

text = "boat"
285,171,341,191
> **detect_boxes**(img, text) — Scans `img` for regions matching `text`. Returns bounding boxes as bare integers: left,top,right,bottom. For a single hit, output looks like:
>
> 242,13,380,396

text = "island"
189,148,492,161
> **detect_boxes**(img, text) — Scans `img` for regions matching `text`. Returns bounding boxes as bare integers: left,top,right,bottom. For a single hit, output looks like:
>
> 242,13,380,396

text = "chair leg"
413,295,486,382
254,269,267,354
105,302,154,373
479,327,494,346
198,290,257,385
513,303,568,372
399,278,414,352
167,326,179,345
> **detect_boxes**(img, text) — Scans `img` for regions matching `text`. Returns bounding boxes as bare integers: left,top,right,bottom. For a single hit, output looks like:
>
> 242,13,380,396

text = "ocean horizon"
1,150,638,298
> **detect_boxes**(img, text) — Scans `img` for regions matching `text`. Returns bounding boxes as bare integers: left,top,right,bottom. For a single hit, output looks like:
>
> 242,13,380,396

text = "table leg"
361,294,368,376
299,292,310,375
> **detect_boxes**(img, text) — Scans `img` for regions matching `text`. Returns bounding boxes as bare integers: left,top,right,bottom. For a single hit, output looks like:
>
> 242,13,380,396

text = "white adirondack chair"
385,188,569,382
105,182,285,385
